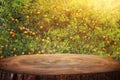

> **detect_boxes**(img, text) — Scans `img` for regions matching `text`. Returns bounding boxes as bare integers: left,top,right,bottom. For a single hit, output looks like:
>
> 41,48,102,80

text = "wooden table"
0,54,120,80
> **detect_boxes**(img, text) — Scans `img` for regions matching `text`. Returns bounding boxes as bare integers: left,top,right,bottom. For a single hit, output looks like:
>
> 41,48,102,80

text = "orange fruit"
56,37,61,41
13,48,16,51
40,26,43,29
32,32,36,35
102,48,106,51
14,54,17,56
41,50,45,53
102,35,106,39
42,39,45,42
56,23,59,26
106,41,110,44
11,34,16,38
24,31,28,34
26,15,29,19
28,52,31,55
37,11,40,14
21,52,25,55
69,36,74,40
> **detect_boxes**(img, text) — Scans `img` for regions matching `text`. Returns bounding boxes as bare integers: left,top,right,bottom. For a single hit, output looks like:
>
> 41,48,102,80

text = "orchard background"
0,0,120,60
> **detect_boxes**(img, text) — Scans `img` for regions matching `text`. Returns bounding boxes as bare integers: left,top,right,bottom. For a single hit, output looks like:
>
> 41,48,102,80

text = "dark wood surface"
0,54,120,80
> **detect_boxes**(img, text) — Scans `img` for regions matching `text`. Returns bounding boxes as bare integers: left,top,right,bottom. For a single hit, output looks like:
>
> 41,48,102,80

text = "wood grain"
0,54,120,76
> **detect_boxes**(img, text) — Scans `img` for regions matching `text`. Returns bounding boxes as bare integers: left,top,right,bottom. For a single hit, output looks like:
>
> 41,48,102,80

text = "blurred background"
0,0,120,60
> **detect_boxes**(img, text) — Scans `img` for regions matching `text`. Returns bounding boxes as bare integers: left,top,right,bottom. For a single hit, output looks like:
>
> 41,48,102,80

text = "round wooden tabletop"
0,54,120,76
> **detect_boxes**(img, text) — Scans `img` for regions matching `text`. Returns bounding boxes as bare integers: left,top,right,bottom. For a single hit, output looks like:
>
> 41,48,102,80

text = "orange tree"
0,0,120,60
0,0,37,57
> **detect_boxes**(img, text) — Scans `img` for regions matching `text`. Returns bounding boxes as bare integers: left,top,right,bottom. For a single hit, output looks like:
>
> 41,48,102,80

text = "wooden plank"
0,54,120,80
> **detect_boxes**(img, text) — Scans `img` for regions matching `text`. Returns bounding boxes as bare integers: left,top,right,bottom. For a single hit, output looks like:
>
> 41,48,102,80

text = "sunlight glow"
65,0,120,11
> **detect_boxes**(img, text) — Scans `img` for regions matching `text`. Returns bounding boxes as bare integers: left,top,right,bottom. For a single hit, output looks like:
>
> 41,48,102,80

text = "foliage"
0,0,120,60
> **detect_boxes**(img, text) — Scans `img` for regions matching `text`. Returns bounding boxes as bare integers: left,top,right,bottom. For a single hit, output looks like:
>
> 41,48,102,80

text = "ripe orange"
21,52,25,55
26,15,29,19
42,39,45,42
56,37,61,41
41,50,45,53
10,31,14,35
32,32,36,35
106,41,110,44
13,48,16,51
24,31,28,34
11,34,16,38
40,26,43,29
102,35,106,39
37,11,40,14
